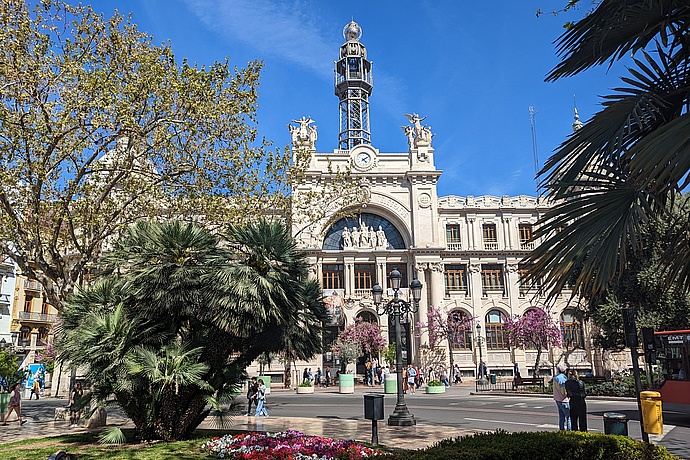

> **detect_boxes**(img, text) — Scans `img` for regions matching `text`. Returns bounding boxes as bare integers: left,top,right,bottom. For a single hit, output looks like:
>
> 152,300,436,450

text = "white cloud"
184,0,335,79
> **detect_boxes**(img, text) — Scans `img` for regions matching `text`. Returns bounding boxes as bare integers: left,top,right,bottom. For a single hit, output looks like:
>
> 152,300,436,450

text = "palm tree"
525,0,690,300
57,219,326,441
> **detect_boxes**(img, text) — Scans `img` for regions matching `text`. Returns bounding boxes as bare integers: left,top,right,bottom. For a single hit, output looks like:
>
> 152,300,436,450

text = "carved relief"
341,224,387,250
288,116,318,150
429,262,444,273
418,192,432,208
469,263,481,274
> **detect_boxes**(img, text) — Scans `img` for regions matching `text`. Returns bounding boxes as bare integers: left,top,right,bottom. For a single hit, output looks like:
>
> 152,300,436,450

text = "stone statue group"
342,224,388,250
288,116,318,150
402,113,434,149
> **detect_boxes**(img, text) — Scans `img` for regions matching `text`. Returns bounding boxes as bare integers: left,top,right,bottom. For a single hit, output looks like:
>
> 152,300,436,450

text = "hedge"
387,430,677,460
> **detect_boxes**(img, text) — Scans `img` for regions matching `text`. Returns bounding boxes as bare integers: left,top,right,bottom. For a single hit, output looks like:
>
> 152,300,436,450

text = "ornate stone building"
281,21,602,381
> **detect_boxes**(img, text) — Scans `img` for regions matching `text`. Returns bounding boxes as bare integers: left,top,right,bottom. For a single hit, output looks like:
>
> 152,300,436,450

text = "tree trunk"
533,347,542,379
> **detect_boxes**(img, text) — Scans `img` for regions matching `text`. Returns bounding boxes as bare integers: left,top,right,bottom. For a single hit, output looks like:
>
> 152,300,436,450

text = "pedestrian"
402,366,408,393
453,364,462,384
324,366,331,387
302,368,309,384
372,358,379,384
2,383,26,426
440,369,450,387
245,377,258,416
565,370,587,431
307,368,313,384
514,362,521,379
69,382,84,428
407,364,417,394
255,379,269,417
382,366,390,386
30,379,40,400
551,364,571,430
316,367,322,387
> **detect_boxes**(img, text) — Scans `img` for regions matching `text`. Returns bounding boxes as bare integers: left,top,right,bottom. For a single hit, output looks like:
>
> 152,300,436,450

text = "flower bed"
201,430,390,459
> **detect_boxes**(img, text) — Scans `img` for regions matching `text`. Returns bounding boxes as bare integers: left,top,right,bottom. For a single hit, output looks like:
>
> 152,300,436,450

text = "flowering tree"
416,305,475,383
504,307,563,377
331,318,386,371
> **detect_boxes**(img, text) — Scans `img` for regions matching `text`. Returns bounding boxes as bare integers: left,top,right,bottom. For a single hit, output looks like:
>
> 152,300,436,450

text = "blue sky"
82,0,621,198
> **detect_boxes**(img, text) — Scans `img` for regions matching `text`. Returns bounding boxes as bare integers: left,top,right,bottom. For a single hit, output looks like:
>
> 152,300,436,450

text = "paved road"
2,385,689,459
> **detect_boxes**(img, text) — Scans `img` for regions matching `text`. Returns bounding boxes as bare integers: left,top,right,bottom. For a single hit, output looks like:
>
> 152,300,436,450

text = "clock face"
355,152,372,167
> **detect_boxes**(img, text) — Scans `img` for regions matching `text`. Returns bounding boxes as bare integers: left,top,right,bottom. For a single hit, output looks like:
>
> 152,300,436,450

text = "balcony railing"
482,285,505,297
447,242,462,251
520,241,535,250
483,241,499,250
353,289,372,299
18,311,57,322
445,288,468,297
24,280,43,292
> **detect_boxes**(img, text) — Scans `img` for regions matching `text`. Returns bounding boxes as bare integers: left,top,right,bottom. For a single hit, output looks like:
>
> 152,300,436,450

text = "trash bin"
0,393,9,416
603,412,628,436
640,390,663,435
490,374,497,384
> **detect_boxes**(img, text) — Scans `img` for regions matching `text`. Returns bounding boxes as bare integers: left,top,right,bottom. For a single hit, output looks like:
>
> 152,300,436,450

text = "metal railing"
474,380,511,393
24,280,43,291
520,241,535,250
18,311,57,322
483,242,499,250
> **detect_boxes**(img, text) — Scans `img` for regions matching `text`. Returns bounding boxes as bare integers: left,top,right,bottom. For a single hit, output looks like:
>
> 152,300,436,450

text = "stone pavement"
0,396,476,450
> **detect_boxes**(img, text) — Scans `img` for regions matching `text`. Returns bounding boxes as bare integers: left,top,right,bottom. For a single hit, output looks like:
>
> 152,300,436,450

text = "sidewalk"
0,393,477,450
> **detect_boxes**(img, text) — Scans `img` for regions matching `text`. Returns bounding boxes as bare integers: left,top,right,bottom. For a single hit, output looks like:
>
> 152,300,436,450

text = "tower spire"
335,21,373,150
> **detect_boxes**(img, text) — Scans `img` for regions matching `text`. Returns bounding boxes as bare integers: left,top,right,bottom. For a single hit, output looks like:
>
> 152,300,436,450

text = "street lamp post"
372,268,422,427
476,323,484,380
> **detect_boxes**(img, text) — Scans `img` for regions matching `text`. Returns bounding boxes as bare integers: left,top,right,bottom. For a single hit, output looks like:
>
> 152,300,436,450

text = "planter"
0,393,9,416
384,374,397,394
338,373,355,394
426,385,446,394
296,385,314,394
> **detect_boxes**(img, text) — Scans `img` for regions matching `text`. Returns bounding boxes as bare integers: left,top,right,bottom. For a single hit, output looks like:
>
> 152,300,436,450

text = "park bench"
580,376,606,385
512,377,544,390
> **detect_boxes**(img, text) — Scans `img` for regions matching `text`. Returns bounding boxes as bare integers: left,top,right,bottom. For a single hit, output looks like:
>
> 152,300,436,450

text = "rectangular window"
518,265,541,295
446,225,461,249
41,302,50,315
481,265,504,291
519,224,533,250
386,264,408,288
482,224,497,242
486,324,507,349
444,264,467,293
322,264,344,290
354,264,376,290
24,297,33,313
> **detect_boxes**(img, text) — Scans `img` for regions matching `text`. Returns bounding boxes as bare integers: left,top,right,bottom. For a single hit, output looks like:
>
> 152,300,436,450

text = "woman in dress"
69,382,84,428
2,383,26,425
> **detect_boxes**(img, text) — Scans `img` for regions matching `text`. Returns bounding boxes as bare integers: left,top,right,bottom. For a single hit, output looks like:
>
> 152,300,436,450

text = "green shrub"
387,430,678,460
427,380,443,386
298,381,313,387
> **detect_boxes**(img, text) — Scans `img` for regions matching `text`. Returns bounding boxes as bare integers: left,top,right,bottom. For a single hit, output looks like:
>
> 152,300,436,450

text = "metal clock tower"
335,21,373,150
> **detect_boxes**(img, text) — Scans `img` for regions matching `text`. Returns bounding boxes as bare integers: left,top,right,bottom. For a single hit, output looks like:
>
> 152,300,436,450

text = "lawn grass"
0,430,233,460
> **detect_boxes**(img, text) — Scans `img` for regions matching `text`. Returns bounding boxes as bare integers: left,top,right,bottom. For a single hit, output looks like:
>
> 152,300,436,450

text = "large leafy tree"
504,307,563,377
0,0,293,311
525,0,690,300
57,219,326,441
332,318,386,370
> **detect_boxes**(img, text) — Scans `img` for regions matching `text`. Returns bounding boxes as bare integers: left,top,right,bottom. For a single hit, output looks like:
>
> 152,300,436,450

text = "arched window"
19,326,31,344
448,310,472,350
485,310,507,350
561,310,584,349
357,311,378,324
38,326,49,342
322,213,406,250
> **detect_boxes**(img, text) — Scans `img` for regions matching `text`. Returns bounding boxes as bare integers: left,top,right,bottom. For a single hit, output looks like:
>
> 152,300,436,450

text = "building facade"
264,21,612,383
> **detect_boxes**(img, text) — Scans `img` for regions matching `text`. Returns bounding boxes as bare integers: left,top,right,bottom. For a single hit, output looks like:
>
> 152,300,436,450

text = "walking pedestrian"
30,379,40,400
316,367,322,387
245,377,258,416
2,383,25,426
565,370,587,431
402,366,408,393
254,379,269,417
302,368,309,384
324,366,331,387
407,365,417,394
552,364,571,430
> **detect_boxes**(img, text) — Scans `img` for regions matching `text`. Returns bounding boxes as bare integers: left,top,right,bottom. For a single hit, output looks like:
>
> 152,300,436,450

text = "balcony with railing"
446,241,462,251
520,241,535,250
18,311,57,323
24,280,43,293
483,241,499,251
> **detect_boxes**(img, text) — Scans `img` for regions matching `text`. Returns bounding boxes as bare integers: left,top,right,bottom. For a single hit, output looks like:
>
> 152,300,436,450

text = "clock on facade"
355,152,372,168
